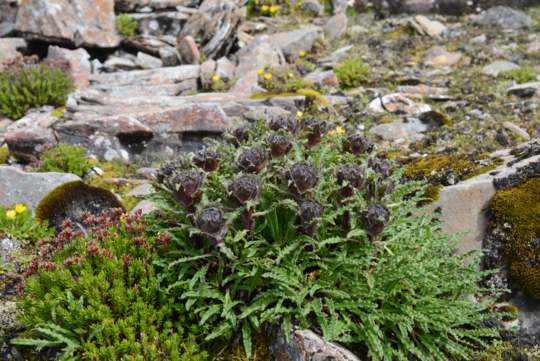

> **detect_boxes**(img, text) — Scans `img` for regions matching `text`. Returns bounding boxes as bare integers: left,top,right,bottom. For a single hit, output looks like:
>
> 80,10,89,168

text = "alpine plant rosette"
148,117,506,361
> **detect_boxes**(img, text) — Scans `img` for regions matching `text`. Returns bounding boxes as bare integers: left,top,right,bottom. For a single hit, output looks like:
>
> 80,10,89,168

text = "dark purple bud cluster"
299,117,327,150
344,135,374,156
362,204,390,244
193,149,220,173
267,116,300,136
237,148,267,173
266,133,293,160
195,206,229,246
227,176,263,208
228,124,254,147
285,163,319,198
299,200,323,238
165,170,205,213
337,166,365,199
156,160,183,184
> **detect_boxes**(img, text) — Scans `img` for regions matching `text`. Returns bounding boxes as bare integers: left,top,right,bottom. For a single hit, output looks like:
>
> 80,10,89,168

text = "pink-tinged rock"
305,70,338,89
0,0,18,37
228,70,260,93
179,36,200,65
527,39,540,54
425,46,461,66
14,0,121,48
200,59,216,84
46,45,91,90
5,111,57,161
215,57,236,81
235,35,285,78
324,13,347,41
271,28,319,61
0,38,27,72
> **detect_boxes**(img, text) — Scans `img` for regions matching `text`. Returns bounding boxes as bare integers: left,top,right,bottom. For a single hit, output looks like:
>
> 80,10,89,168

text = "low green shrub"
0,203,53,242
0,57,72,120
334,58,371,89
116,14,138,38
33,143,92,178
503,68,537,84
14,209,213,360
147,116,508,360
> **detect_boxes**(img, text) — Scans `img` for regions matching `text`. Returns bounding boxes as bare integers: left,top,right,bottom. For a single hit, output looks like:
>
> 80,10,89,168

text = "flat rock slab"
482,61,520,76
271,28,319,61
507,82,540,98
508,291,540,337
235,35,285,78
5,92,305,162
0,166,80,211
369,117,427,141
14,0,121,48
368,93,431,115
88,65,201,96
474,5,533,29
425,151,540,267
125,183,153,197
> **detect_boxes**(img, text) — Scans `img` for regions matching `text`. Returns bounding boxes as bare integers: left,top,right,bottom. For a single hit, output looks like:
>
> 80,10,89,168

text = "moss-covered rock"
490,176,540,299
499,305,519,322
35,181,125,235
0,146,11,164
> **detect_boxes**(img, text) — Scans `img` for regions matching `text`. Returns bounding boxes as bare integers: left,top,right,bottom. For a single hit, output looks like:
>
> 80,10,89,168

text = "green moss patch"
491,177,540,299
0,146,11,164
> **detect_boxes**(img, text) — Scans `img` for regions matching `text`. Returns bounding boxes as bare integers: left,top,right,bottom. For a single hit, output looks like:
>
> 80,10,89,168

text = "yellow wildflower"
264,73,272,79
288,73,293,78
299,50,306,57
270,5,278,12
298,1,302,5
328,126,346,137
6,210,16,220
262,4,269,11
212,75,221,82
121,213,128,223
15,204,26,213
257,69,264,75
297,111,303,117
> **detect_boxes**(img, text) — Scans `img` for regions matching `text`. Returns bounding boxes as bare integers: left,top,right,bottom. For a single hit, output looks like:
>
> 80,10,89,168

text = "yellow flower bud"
299,50,306,57
257,69,265,74
212,75,221,82
264,73,272,79
15,204,27,213
297,111,303,117
262,4,269,11
270,5,278,12
6,210,16,220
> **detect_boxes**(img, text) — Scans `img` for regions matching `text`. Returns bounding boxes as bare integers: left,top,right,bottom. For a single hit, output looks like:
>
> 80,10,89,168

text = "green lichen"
0,146,11,164
499,305,519,321
403,154,504,182
123,196,139,212
491,177,540,299
421,184,444,206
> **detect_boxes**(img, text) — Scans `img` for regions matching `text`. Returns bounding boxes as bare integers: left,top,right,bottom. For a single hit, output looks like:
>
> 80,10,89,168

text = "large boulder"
14,0,121,48
235,35,285,78
0,166,81,212
474,5,533,29
0,38,28,72
0,0,18,37
271,28,319,62
46,46,92,90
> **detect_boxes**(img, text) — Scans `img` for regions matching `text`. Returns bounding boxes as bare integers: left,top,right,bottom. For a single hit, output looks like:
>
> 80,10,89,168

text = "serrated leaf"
243,320,252,358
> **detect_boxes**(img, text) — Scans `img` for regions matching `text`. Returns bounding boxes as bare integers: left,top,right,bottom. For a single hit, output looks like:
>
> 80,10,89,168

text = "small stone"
409,15,446,39
502,121,531,140
200,59,217,84
305,70,339,89
527,40,540,54
350,25,368,34
125,183,153,197
137,51,163,69
235,35,285,78
131,199,158,214
103,56,138,70
369,117,427,141
324,13,347,41
507,82,540,98
271,28,319,62
47,46,92,90
482,61,520,76
215,57,236,82
474,6,533,29
178,35,200,65
331,0,347,14
470,34,487,43
425,46,461,67
228,70,261,93
159,46,181,67
368,93,431,115
300,0,323,13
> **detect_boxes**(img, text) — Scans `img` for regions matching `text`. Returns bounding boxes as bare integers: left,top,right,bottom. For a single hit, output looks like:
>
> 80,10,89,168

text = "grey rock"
271,28,319,62
87,65,201,96
482,61,520,76
502,121,531,140
470,34,487,43
331,0,347,13
368,93,431,115
215,57,236,81
350,25,368,34
4,111,57,161
123,35,175,57
228,70,262,93
300,0,323,13
14,0,121,48
201,59,217,84
324,13,347,41
424,46,461,66
242,106,291,123
159,46,182,67
125,183,153,197
267,324,361,361
131,11,189,38
136,167,157,176
424,149,540,266
131,199,158,214
0,166,80,211
508,291,540,338
0,38,28,73
0,0,18,37
409,15,446,39
178,35,200,65
235,35,285,78
137,52,163,69
318,45,353,65
103,56,139,71
507,82,540,98
305,70,339,89
474,6,533,29
47,45,92,90
369,117,427,141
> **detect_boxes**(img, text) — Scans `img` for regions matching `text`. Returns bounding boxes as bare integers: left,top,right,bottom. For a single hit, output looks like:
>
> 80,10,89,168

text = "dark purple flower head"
166,170,205,213
228,125,254,147
267,116,300,136
237,148,267,173
156,160,183,184
195,206,229,247
265,133,293,160
299,117,327,150
299,200,323,238
368,158,392,177
337,166,365,199
227,175,263,208
192,149,220,173
285,163,319,198
344,135,374,156
362,204,390,243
